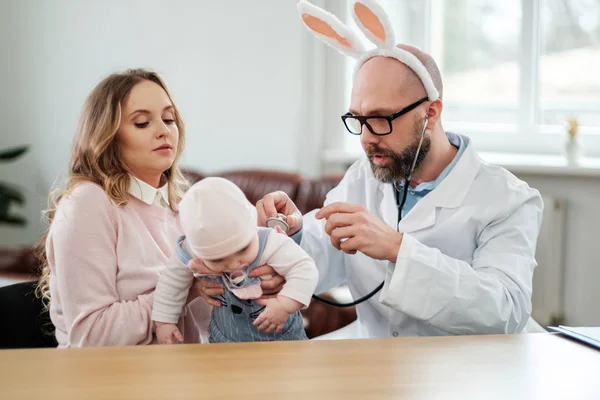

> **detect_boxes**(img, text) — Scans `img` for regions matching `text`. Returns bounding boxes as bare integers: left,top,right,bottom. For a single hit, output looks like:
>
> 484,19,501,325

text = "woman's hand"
186,279,224,308
185,258,224,307
249,265,286,305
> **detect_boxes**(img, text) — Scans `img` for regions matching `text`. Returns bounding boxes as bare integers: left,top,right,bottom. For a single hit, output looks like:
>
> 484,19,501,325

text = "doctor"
255,0,544,338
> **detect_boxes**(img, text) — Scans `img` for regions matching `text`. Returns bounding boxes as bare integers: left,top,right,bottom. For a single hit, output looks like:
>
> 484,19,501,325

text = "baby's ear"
188,258,210,274
298,0,366,59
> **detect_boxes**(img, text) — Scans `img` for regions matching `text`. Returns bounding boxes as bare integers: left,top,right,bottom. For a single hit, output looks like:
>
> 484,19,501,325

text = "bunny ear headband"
298,0,440,101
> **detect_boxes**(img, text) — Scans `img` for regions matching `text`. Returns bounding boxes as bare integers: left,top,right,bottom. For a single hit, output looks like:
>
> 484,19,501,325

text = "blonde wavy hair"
35,68,189,308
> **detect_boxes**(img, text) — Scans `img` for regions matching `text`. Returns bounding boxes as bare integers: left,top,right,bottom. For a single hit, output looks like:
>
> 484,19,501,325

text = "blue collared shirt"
395,132,465,219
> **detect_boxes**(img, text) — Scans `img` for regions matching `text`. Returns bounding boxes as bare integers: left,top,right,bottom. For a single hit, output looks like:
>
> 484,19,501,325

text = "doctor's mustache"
365,145,397,158
365,138,431,182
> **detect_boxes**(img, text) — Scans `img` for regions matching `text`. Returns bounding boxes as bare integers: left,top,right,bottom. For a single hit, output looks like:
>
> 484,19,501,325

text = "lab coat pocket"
425,206,478,260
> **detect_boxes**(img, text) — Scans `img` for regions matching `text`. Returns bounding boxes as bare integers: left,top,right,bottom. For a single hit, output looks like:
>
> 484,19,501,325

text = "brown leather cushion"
0,247,39,276
184,169,304,208
301,295,357,339
296,175,343,214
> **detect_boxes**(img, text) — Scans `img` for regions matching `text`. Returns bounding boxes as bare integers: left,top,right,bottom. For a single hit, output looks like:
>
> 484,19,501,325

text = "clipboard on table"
548,325,600,350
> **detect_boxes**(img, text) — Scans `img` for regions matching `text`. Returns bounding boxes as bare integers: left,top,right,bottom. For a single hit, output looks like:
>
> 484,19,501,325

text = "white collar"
128,174,170,207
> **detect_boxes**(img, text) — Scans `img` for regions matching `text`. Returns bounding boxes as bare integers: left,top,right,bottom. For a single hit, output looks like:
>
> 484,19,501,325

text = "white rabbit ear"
298,0,366,59
352,0,396,49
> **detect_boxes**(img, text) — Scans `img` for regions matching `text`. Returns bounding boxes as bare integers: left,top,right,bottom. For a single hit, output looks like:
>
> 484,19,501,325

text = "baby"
152,177,319,344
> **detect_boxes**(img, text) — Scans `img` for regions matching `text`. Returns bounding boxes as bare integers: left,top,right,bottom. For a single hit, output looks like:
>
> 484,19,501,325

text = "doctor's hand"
256,191,303,236
316,202,403,263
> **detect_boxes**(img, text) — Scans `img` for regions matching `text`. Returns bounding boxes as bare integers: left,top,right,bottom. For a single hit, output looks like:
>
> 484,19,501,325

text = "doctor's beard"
365,120,431,184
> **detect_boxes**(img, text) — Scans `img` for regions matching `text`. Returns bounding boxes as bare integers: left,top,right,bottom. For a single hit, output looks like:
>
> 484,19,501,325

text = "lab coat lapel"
378,182,399,230
396,137,481,234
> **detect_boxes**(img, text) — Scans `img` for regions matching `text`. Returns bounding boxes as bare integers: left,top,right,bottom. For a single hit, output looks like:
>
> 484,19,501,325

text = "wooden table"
1,333,598,399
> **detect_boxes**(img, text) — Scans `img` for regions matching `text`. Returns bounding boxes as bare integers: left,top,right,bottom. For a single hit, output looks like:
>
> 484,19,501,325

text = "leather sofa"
0,168,357,342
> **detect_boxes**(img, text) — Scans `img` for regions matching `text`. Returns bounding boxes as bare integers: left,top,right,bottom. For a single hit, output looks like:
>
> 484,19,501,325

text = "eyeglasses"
341,97,429,136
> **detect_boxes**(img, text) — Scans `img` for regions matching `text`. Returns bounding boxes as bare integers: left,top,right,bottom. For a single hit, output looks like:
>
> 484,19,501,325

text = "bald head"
353,44,443,104
396,44,443,99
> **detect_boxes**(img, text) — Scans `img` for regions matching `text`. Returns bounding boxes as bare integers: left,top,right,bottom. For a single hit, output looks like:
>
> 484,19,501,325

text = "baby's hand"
252,296,302,333
155,322,184,345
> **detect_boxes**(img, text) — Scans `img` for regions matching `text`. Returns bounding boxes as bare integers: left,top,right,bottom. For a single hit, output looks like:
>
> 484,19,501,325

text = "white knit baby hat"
179,177,257,260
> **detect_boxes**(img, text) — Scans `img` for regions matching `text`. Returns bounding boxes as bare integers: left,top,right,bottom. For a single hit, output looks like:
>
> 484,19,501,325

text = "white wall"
513,173,600,327
0,0,323,246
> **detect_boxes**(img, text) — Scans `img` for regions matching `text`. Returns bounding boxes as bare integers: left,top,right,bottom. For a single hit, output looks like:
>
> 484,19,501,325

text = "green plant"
0,145,29,226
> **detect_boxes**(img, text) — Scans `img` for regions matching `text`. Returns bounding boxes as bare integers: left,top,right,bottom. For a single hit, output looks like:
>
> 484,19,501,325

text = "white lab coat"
301,135,544,338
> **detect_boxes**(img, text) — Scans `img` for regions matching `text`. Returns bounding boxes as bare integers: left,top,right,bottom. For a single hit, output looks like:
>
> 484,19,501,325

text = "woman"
35,69,215,347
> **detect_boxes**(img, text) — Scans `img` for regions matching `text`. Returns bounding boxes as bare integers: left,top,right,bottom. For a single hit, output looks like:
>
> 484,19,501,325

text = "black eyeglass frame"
341,97,429,136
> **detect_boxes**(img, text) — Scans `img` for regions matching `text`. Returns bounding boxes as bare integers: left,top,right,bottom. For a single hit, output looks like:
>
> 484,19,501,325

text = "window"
435,1,521,125
539,0,600,127
342,0,600,156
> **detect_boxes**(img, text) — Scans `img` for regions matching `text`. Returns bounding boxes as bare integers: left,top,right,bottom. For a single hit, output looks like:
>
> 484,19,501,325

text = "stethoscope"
310,117,429,308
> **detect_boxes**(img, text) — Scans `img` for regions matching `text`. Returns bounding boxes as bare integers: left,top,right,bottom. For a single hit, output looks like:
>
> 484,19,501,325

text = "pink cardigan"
46,180,211,347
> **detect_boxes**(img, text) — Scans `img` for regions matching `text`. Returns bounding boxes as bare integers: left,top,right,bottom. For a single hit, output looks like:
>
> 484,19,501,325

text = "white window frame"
332,0,600,162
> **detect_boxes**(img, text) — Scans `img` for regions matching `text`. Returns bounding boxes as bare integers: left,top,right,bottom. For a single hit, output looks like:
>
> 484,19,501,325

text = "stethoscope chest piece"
266,213,289,233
